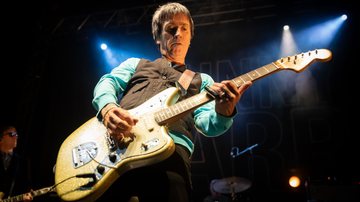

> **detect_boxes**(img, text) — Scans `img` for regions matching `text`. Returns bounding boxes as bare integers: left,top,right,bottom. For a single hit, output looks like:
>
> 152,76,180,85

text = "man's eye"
167,27,177,35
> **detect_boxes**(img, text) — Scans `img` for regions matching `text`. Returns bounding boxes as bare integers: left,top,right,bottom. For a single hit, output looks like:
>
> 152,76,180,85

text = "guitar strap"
176,69,195,96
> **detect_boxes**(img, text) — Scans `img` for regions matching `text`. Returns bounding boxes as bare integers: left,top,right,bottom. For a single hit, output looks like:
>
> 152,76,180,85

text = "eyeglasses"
5,132,18,137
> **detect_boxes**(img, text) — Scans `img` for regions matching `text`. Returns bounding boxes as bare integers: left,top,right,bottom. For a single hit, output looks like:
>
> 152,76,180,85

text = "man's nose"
174,28,182,38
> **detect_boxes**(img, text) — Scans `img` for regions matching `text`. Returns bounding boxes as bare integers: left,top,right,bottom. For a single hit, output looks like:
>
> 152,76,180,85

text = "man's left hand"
212,80,252,116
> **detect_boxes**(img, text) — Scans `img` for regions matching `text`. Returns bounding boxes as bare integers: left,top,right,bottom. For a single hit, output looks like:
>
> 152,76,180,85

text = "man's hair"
0,125,14,139
152,2,194,41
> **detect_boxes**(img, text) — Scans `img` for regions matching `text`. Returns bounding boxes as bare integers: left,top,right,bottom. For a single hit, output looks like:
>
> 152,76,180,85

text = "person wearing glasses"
0,125,33,201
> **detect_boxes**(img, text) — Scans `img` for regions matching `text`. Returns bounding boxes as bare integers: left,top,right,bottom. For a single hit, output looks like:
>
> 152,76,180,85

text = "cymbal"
212,176,252,194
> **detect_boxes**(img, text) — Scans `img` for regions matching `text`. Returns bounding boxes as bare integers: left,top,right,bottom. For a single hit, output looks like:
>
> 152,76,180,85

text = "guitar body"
55,87,179,202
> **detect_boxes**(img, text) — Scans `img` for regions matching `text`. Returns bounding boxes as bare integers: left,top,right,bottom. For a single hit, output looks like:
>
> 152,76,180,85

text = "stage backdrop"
3,4,357,202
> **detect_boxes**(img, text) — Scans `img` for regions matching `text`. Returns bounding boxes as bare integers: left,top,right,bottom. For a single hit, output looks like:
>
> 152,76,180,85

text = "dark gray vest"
119,58,202,142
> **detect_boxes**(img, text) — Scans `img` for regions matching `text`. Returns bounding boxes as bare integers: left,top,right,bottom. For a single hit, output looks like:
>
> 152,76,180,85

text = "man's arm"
92,57,140,120
194,73,251,137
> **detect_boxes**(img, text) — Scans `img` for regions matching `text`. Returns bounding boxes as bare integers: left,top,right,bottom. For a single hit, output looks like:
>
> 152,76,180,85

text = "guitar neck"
1,195,23,202
232,62,280,86
154,48,333,125
154,91,213,125
154,62,281,125
0,187,52,202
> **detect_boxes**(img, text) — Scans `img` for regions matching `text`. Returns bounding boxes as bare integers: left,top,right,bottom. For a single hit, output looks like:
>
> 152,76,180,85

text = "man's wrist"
101,103,118,120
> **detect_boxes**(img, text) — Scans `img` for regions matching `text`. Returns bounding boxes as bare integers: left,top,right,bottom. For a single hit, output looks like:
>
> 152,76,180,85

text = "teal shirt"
92,58,235,154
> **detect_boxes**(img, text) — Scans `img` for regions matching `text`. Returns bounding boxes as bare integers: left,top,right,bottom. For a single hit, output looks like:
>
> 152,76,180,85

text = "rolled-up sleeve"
92,58,140,119
193,73,236,137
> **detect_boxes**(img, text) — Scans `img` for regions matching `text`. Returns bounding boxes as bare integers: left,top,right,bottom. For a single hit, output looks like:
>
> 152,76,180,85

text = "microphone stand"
230,143,258,201
230,144,258,158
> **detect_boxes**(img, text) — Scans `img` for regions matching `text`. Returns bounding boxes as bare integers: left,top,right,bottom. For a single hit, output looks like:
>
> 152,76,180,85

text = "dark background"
1,0,358,201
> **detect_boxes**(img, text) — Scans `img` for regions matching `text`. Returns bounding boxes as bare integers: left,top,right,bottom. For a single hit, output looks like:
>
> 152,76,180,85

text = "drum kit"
211,176,252,201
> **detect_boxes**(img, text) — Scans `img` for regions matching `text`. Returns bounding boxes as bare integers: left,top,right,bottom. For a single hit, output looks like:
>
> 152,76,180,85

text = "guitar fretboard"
154,91,211,125
1,195,23,202
0,187,52,202
154,62,280,125
232,63,279,87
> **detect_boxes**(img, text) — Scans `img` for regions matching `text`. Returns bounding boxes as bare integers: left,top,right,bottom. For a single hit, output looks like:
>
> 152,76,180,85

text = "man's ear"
155,40,161,50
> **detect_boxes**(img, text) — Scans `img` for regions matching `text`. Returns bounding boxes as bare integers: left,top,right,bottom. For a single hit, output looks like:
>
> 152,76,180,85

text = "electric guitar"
54,49,332,202
0,186,53,202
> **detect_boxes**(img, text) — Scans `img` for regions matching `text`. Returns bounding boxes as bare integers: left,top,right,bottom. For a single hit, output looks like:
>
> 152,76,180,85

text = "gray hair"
152,2,194,41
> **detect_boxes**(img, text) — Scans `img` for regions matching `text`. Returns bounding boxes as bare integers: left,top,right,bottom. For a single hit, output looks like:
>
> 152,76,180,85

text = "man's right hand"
101,103,138,141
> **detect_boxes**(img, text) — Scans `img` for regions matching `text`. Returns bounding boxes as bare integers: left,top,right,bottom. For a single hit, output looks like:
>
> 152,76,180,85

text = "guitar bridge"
72,142,98,168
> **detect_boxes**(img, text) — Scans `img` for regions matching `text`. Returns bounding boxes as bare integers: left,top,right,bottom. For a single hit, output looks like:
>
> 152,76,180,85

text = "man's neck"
162,55,185,66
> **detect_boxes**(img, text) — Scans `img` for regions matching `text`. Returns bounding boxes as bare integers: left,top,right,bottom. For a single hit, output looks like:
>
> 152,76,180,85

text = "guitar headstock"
275,49,332,72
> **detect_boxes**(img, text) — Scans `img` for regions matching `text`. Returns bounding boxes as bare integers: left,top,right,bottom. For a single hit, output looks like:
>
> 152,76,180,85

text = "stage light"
341,14,347,21
295,14,347,49
280,24,299,57
289,176,301,188
96,35,158,72
98,41,121,71
100,43,108,50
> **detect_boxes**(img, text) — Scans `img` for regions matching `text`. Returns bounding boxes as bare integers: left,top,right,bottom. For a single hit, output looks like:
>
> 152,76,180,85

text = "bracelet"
102,106,117,125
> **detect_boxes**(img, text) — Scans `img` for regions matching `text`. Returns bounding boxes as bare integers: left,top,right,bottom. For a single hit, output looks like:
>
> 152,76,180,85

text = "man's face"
157,13,191,64
0,127,18,149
